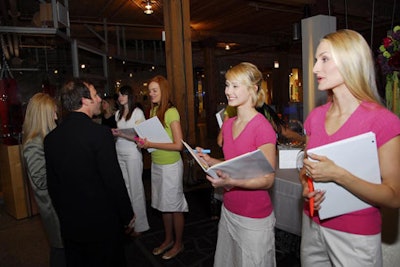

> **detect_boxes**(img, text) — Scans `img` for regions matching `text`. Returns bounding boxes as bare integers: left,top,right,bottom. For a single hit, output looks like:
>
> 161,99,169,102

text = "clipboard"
182,140,274,179
307,132,381,220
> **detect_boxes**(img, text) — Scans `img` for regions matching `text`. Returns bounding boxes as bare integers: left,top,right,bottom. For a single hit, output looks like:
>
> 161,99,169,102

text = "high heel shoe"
152,242,174,256
162,245,184,260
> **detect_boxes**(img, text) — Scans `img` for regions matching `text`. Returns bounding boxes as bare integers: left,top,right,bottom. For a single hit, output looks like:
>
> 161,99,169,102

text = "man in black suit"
44,79,135,267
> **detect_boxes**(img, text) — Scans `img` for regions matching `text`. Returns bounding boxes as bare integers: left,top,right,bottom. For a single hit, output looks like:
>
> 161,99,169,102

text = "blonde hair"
322,29,382,104
22,93,57,145
225,62,265,107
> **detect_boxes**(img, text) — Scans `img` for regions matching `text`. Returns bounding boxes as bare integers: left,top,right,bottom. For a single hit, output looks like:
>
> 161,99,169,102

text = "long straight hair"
149,75,173,126
22,93,57,145
322,29,382,104
117,85,136,121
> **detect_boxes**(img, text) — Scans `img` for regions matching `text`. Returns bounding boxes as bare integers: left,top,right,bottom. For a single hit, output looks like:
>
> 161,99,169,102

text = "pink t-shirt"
304,101,400,234
221,113,276,218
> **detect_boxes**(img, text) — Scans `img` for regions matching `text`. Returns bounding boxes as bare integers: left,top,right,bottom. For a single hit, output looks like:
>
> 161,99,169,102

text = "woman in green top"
137,75,188,260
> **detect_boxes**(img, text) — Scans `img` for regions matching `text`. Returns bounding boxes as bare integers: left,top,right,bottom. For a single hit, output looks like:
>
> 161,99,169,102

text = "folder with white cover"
307,132,381,220
182,140,274,180
133,116,172,152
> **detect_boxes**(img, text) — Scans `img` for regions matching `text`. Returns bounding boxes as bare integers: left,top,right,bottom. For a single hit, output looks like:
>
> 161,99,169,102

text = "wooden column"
202,38,219,139
163,0,195,143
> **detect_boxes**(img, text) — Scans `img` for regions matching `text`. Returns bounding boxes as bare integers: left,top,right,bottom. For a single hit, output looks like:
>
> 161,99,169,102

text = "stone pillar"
301,15,336,119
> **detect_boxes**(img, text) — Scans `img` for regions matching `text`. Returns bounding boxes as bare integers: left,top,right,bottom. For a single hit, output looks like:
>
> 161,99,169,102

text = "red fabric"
0,78,22,145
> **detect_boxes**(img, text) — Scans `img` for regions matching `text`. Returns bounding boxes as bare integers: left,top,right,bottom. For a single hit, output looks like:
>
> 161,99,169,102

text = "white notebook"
307,132,381,220
133,116,172,152
182,140,274,179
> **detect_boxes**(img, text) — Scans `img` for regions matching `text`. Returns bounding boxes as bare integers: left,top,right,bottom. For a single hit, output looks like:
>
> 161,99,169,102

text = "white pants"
213,205,276,267
301,213,382,267
117,150,149,232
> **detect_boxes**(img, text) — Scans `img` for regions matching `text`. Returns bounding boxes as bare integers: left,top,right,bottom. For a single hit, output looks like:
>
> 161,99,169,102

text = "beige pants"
301,214,382,267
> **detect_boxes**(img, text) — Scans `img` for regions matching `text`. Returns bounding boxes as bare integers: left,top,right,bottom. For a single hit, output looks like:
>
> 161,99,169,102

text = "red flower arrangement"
378,26,400,75
378,26,400,117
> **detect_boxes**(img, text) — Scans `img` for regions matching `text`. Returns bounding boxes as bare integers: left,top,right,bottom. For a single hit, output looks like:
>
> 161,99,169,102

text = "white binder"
307,132,381,220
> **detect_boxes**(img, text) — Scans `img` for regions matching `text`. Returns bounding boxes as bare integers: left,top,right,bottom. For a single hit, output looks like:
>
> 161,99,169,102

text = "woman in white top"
112,85,149,236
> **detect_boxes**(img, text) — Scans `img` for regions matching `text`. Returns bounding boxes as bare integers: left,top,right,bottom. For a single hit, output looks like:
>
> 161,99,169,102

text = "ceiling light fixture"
144,1,154,15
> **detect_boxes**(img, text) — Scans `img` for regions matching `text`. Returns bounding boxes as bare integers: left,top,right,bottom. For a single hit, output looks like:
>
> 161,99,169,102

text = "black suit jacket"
44,112,133,242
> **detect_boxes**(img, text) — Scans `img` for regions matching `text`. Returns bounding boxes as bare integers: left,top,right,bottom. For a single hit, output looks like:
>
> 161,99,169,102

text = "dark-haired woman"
112,85,149,237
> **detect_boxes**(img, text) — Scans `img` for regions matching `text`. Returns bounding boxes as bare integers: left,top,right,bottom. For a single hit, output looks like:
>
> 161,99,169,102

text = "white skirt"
214,206,276,267
151,159,188,212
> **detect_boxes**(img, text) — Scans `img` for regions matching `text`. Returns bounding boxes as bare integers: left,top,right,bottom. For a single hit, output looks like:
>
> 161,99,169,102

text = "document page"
134,117,172,152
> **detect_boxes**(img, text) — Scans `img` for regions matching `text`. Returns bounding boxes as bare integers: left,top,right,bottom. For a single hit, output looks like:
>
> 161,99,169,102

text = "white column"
302,15,336,119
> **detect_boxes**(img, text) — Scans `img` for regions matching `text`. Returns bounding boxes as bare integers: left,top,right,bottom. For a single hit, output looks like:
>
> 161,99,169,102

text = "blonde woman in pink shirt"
198,62,277,267
300,29,400,267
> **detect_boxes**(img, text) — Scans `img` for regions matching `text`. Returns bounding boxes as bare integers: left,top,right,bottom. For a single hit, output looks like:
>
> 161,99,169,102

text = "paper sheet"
134,117,172,152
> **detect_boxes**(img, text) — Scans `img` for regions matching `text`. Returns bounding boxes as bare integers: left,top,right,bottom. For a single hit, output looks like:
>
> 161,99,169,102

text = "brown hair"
148,75,174,126
117,85,136,121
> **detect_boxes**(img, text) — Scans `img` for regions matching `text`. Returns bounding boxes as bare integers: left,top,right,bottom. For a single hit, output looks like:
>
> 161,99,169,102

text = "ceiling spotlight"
144,8,153,15
225,44,231,50
144,1,154,15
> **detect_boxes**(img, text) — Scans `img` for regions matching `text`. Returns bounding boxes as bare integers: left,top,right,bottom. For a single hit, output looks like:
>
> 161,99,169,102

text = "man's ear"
81,97,88,106
81,97,92,106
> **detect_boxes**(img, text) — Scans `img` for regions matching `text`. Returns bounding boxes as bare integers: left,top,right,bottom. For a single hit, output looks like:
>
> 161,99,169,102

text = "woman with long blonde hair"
300,29,400,266
22,92,65,267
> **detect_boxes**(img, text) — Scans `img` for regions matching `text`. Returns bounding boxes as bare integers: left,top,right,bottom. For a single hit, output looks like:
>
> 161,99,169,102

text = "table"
270,167,303,236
